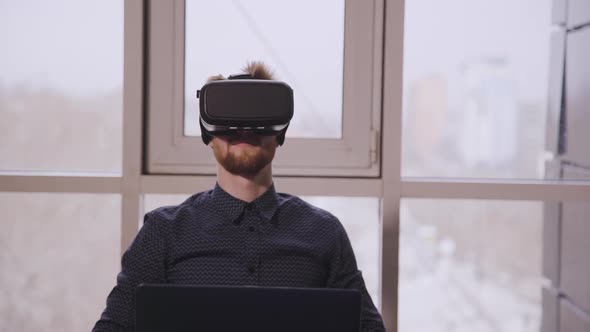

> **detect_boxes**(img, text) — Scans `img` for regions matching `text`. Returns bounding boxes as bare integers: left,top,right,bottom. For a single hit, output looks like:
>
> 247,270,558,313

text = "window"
0,193,120,331
0,0,123,174
395,1,590,330
401,0,553,179
184,0,345,139
146,0,383,176
399,199,543,332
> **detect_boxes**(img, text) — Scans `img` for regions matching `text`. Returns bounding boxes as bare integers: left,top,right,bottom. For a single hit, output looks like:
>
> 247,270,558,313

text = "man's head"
205,62,283,176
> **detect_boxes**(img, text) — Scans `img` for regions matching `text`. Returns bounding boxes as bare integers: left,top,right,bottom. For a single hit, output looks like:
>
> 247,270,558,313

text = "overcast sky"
0,0,124,96
0,0,550,104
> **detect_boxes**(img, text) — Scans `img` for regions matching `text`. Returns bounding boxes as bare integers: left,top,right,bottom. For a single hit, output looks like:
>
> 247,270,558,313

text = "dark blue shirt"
93,183,385,331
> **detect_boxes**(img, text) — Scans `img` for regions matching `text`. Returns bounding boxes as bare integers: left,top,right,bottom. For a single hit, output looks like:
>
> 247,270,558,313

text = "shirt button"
248,266,256,274
248,226,255,232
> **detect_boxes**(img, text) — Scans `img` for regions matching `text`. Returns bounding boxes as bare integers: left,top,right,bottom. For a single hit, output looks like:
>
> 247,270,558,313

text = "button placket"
243,207,260,281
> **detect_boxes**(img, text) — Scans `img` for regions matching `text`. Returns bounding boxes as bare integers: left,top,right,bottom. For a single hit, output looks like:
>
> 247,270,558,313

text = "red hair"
207,61,275,82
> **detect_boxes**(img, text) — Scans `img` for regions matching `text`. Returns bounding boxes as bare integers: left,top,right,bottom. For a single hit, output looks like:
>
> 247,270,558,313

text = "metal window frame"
2,1,590,332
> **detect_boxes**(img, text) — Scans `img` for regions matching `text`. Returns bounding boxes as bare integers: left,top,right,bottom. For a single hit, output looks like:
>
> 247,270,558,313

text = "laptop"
135,284,361,332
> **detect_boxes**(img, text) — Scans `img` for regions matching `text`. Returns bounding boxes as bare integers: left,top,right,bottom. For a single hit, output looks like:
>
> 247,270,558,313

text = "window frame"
145,0,383,177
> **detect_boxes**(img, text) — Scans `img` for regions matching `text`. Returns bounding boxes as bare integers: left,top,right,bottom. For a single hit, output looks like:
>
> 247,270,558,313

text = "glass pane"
402,0,553,179
144,194,191,216
184,0,344,139
0,193,121,332
0,1,123,174
399,199,543,332
301,196,381,309
144,193,381,309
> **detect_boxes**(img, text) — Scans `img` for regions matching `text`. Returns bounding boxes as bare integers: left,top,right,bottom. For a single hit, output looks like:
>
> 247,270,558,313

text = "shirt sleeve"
92,212,167,332
326,222,386,332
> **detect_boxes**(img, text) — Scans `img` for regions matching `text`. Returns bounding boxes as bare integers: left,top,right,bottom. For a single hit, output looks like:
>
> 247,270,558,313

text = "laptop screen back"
135,284,361,332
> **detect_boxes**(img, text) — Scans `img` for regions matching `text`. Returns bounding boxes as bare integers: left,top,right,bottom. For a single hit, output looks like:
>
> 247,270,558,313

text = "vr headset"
197,74,294,146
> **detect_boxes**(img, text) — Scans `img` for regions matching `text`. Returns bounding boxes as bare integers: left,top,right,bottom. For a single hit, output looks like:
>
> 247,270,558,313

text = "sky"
0,0,124,96
403,0,551,104
0,0,551,104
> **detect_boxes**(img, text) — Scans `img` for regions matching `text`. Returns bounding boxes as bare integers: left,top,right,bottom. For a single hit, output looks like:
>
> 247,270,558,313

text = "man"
93,62,385,331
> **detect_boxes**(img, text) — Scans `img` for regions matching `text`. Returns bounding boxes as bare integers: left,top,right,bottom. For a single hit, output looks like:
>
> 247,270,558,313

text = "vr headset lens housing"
197,80,294,143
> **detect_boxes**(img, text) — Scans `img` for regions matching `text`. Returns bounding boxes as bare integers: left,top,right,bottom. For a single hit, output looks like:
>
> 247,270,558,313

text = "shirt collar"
210,182,281,224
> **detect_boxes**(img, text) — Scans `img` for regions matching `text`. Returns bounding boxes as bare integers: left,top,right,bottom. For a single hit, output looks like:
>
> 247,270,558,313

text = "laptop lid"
136,284,361,332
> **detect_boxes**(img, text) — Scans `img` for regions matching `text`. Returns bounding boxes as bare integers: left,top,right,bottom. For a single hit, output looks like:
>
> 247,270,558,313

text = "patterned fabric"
93,183,385,331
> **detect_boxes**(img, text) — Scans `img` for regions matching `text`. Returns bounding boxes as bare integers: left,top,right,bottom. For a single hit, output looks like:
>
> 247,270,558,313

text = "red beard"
213,139,276,176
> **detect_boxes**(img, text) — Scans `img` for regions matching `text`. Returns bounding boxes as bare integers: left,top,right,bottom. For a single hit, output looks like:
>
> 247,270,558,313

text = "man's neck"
216,164,273,202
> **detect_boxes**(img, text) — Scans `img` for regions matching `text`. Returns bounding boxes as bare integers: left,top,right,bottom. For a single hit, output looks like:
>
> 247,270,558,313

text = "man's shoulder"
144,190,213,224
277,193,342,228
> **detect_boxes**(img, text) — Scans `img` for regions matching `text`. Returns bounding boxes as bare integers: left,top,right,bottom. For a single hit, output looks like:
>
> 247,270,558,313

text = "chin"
216,151,271,176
